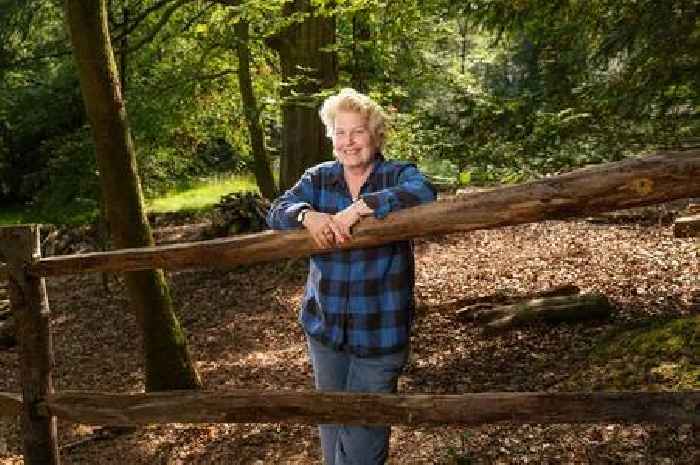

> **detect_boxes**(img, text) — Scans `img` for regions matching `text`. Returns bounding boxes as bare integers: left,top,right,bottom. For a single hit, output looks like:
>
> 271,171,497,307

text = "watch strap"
297,207,310,224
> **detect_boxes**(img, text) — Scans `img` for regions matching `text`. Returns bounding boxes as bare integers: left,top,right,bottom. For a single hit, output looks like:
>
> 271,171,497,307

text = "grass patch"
147,174,258,213
564,316,700,391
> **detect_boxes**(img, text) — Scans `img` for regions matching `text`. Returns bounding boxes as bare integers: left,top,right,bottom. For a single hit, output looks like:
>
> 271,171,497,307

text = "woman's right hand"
302,211,349,248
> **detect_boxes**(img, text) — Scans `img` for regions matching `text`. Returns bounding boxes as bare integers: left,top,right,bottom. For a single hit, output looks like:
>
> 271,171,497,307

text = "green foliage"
31,128,100,224
0,59,85,202
1,0,277,212
0,205,33,225
2,0,698,224
463,0,700,153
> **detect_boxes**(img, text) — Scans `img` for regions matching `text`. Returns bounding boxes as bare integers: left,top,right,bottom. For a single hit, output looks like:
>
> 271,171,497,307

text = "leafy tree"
462,0,700,160
64,0,201,391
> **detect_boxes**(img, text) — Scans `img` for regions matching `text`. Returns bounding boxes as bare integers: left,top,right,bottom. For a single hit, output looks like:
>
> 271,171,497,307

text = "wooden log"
31,149,700,277
673,214,700,238
421,284,580,315
461,293,613,333
0,226,60,465
0,392,22,417
37,389,700,427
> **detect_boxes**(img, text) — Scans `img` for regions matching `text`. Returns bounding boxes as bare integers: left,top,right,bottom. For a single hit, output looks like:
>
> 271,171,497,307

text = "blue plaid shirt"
266,156,436,356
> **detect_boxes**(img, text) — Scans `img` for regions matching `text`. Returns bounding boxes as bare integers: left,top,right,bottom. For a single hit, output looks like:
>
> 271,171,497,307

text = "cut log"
673,214,700,238
422,284,581,316
32,149,700,277
458,293,613,333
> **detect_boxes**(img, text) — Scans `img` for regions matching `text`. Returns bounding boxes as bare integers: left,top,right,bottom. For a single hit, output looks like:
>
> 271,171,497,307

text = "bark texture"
0,226,59,465
38,389,700,427
33,149,700,277
235,19,277,200
64,0,201,391
267,0,337,191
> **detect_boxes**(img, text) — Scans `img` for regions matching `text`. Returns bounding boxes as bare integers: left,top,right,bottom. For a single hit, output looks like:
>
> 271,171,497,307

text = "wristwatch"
297,207,310,224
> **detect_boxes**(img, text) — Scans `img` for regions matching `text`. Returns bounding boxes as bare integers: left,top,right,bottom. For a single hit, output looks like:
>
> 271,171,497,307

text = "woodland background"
2,0,698,224
0,0,698,464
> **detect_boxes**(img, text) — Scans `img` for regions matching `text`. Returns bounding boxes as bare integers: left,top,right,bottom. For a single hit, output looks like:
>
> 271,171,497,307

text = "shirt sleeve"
266,171,314,230
360,163,437,219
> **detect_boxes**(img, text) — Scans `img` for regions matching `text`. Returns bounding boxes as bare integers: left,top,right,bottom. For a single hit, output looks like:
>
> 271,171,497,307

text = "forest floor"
0,204,698,464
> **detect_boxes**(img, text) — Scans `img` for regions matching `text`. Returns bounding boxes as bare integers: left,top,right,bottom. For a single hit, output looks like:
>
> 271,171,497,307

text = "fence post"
0,225,59,465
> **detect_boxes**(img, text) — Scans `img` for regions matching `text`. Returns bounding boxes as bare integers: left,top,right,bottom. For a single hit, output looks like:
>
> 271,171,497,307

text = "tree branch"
119,0,191,54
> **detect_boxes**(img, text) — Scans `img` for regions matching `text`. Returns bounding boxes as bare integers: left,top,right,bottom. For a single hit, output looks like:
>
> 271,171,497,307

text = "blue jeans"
306,335,409,465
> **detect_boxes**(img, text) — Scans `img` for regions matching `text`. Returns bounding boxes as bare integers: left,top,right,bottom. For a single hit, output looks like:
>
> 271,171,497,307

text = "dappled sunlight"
1,218,698,464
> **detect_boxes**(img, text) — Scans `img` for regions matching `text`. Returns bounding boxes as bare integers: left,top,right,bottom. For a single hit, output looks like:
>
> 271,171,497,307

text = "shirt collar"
330,152,385,189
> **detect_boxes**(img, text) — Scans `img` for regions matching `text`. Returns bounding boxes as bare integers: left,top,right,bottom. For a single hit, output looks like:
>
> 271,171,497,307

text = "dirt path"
0,219,698,464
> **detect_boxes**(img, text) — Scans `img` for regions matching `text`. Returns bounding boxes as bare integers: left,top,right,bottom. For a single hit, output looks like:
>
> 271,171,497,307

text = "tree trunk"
267,0,337,192
351,11,372,93
63,0,201,391
33,149,700,277
459,293,613,333
235,19,277,200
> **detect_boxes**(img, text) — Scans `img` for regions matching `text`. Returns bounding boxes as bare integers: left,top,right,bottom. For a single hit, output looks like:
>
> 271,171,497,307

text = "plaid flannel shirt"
266,155,436,356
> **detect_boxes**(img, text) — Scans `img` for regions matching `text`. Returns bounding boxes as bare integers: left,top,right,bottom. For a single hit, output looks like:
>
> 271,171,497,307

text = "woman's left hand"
333,200,373,241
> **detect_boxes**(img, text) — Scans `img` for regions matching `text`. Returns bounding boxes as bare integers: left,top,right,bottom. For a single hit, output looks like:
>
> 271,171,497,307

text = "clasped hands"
302,200,373,248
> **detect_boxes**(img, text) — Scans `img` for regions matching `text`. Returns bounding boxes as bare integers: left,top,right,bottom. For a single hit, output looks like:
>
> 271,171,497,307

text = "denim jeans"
306,335,409,465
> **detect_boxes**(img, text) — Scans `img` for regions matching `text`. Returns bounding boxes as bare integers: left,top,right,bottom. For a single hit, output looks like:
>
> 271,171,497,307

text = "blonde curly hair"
319,88,388,150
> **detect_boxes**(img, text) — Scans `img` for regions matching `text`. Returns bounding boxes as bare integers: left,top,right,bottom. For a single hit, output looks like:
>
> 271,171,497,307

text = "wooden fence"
2,150,700,465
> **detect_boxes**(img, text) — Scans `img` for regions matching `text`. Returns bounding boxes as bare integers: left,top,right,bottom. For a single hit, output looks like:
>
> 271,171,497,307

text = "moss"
563,316,699,391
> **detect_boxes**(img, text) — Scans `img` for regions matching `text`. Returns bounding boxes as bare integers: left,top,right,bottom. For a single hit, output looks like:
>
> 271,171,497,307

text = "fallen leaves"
0,214,698,464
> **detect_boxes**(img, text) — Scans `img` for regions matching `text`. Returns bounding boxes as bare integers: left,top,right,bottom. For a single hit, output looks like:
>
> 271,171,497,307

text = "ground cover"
0,214,697,464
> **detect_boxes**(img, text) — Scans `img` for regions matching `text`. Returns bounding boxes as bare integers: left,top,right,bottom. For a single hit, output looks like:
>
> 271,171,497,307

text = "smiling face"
332,111,377,171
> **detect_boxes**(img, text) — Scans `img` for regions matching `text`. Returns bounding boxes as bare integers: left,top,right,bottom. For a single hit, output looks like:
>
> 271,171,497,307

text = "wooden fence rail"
1,390,698,426
31,149,700,277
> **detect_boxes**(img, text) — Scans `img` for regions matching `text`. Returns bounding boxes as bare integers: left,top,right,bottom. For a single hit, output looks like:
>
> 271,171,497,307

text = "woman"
266,88,436,465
